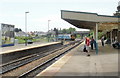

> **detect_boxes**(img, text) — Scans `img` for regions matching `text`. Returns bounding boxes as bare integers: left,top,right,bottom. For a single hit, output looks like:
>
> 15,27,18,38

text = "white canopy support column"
93,27,96,40
95,23,99,54
96,23,98,42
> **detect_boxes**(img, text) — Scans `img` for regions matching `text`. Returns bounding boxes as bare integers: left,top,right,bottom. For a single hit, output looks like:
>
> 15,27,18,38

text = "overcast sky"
0,0,119,32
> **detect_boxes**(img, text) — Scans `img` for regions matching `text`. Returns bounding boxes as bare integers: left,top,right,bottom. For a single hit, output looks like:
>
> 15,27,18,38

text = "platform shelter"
61,10,119,48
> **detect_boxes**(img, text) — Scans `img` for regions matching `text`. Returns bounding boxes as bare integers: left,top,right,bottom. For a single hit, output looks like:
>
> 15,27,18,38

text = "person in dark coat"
101,36,105,46
90,36,94,50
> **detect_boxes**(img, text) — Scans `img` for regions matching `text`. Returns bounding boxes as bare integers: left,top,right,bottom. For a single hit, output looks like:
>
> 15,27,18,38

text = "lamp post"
48,20,51,42
25,12,29,46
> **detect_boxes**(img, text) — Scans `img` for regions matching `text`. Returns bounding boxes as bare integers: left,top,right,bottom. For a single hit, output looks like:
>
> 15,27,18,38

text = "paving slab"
37,41,118,77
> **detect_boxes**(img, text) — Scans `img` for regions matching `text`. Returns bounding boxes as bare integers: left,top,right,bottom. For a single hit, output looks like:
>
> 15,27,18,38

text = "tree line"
14,28,22,32
53,27,76,35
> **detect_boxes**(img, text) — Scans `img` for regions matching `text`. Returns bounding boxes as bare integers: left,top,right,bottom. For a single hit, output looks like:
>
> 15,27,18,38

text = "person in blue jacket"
93,38,98,54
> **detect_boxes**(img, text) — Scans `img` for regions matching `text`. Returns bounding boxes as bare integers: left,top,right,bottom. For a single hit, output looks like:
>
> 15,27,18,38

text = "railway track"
1,40,82,78
18,41,82,78
1,46,65,74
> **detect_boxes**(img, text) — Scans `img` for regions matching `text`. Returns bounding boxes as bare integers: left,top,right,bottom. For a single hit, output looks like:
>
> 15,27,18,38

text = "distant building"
15,31,29,37
35,31,47,36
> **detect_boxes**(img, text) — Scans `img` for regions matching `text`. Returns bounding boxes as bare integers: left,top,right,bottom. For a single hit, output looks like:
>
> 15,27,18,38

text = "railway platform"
1,41,71,54
1,42,47,54
37,41,118,77
1,42,63,64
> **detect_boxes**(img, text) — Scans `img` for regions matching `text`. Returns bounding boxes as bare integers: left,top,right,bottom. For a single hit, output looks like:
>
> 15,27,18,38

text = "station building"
61,4,119,44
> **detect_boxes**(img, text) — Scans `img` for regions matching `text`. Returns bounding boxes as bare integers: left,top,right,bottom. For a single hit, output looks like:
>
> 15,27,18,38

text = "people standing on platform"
90,36,94,50
101,36,105,46
93,39,97,49
85,36,90,56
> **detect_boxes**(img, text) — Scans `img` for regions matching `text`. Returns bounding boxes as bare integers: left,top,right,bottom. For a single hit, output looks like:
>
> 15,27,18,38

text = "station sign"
0,23,15,47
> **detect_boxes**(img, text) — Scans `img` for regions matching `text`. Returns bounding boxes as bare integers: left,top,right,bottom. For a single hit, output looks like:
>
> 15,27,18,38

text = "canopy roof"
61,10,118,31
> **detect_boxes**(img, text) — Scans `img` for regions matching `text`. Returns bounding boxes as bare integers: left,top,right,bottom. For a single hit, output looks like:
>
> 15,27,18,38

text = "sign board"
1,23,15,47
